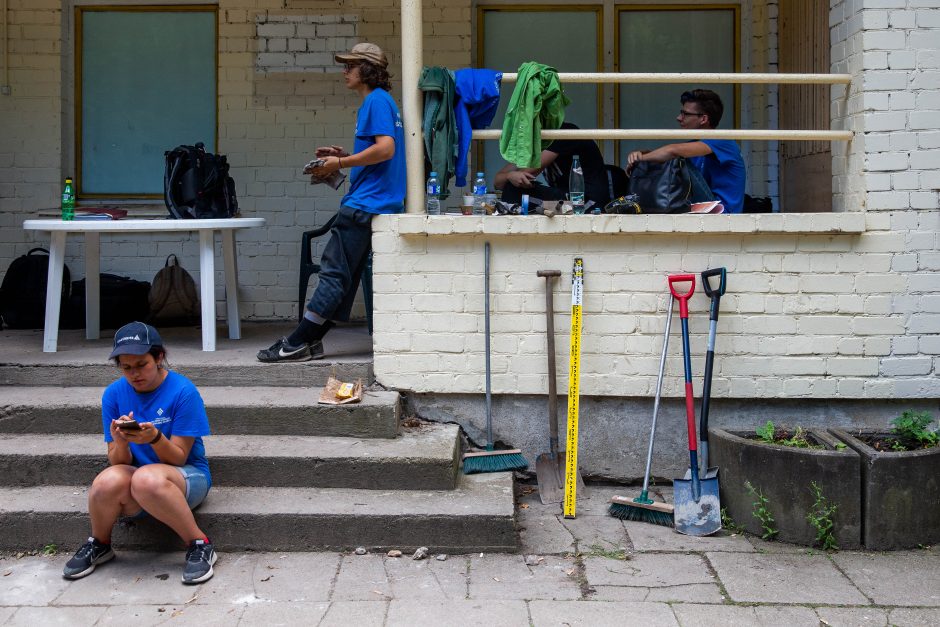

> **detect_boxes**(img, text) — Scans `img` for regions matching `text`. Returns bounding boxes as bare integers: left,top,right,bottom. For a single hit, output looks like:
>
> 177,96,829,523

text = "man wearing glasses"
626,89,746,213
257,43,405,363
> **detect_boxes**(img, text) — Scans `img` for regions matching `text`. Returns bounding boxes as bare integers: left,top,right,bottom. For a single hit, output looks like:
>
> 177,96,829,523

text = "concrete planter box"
710,428,861,548
830,429,940,550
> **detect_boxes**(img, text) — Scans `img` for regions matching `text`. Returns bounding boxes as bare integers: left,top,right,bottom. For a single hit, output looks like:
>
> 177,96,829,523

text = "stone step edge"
0,387,399,407
0,473,517,553
0,424,458,463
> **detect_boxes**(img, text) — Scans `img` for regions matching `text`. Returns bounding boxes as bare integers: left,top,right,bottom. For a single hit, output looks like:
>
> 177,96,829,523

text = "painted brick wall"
1,0,937,403
0,0,470,320
0,0,62,263
371,212,939,399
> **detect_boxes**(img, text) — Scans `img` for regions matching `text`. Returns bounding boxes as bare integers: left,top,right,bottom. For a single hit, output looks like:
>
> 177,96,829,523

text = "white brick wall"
1,0,938,403
371,211,938,399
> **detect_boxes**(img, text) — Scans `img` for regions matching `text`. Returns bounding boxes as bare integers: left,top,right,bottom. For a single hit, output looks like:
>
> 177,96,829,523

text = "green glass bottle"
61,177,75,221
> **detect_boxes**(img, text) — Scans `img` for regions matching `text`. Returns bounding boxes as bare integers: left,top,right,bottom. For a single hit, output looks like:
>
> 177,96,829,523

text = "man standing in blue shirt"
259,43,405,362
626,89,746,214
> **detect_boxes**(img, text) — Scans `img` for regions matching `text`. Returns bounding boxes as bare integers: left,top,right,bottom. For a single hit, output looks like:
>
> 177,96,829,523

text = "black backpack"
0,248,71,329
164,142,239,219
64,274,152,330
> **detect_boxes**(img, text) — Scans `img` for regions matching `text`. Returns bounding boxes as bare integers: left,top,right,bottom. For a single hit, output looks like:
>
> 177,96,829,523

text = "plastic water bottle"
426,171,441,215
472,172,487,215
61,177,75,221
568,155,585,214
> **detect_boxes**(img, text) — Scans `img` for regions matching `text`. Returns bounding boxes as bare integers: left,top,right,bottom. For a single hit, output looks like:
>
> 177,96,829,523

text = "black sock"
287,319,334,346
287,319,317,346
308,320,335,343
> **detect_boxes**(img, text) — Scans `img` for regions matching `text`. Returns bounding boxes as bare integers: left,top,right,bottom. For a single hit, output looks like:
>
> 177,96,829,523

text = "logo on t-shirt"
157,408,164,416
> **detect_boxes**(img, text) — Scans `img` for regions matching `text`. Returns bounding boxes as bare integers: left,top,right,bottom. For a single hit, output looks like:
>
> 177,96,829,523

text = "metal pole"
472,129,853,142
498,72,852,85
400,0,424,214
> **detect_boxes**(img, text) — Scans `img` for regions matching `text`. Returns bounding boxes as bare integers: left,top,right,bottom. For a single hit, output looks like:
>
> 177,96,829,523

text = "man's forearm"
343,137,394,167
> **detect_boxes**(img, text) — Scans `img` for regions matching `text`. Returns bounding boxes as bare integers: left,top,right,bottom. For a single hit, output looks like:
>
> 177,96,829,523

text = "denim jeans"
687,165,717,204
307,205,374,322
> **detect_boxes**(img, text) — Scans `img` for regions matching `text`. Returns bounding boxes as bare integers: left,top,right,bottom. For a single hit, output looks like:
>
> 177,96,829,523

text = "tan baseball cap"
334,42,388,69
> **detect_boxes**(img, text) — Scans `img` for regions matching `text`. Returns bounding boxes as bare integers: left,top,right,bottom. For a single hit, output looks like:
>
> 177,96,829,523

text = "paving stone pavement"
3,483,940,626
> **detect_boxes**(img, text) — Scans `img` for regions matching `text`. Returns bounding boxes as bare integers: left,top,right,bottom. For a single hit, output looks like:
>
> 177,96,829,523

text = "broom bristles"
608,497,675,527
462,451,529,474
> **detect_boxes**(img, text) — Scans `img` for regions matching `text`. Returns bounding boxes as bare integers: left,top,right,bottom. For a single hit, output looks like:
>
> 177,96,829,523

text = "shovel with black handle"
535,269,584,504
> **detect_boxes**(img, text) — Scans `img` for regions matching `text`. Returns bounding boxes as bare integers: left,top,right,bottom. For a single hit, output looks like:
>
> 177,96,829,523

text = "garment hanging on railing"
419,66,458,194
453,69,502,187
499,62,569,169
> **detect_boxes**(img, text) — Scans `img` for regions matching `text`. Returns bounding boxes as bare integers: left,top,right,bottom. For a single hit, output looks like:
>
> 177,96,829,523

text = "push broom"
609,291,675,526
462,242,528,474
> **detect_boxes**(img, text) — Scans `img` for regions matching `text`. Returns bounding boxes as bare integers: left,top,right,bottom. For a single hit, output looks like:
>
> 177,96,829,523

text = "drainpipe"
1,0,10,95
400,0,423,213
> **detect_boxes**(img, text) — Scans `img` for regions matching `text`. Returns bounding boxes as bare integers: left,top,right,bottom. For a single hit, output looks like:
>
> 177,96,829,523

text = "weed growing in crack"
806,481,838,551
745,480,778,540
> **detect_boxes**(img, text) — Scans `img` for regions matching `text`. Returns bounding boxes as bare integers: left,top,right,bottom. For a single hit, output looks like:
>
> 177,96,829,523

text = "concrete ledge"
378,212,867,236
0,387,400,439
0,473,517,552
0,424,460,490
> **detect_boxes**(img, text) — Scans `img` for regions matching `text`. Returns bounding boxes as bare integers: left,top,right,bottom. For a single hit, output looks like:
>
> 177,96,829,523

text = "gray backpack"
148,254,199,326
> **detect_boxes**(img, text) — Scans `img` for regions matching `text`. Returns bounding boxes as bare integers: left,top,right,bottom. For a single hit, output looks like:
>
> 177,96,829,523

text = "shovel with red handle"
669,274,721,536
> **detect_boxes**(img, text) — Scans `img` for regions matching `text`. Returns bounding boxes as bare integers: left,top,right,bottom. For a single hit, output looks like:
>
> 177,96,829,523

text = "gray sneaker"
63,537,115,579
257,337,311,363
182,539,217,584
309,340,324,360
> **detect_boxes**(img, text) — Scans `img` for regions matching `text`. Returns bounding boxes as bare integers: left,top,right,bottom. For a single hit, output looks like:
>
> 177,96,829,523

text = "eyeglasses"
343,63,360,72
678,110,705,118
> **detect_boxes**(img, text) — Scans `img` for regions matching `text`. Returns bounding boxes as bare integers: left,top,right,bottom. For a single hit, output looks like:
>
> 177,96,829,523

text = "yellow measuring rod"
563,257,584,519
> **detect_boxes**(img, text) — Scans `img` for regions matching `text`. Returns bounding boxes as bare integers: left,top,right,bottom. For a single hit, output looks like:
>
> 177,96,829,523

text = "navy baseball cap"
109,322,163,359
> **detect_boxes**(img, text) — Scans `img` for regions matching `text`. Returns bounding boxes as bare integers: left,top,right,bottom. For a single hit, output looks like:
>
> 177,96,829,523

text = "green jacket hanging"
499,62,570,169
419,66,457,193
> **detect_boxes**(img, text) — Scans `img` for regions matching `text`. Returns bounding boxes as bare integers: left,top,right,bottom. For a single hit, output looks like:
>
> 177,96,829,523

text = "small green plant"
890,410,939,450
745,481,778,540
41,543,58,556
720,507,744,534
778,426,820,449
834,442,847,451
754,422,821,449
756,421,775,444
806,482,838,551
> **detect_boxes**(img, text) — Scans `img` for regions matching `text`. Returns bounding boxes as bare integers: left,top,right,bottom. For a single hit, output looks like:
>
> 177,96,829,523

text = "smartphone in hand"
115,419,141,431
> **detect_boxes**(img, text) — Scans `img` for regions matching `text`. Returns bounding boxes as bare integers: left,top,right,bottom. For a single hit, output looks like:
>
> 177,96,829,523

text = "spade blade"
673,475,721,536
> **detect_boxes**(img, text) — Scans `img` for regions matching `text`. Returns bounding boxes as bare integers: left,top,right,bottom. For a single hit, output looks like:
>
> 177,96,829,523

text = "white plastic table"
22,217,265,352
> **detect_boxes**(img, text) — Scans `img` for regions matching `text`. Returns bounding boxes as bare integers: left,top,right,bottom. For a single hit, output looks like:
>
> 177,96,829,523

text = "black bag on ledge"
627,158,692,214
164,142,239,220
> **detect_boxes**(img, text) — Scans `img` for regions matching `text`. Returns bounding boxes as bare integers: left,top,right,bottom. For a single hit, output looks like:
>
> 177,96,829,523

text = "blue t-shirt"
341,88,406,214
690,139,746,214
102,371,212,487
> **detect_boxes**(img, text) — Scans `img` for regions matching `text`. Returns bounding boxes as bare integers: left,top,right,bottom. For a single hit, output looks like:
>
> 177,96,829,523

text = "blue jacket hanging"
454,69,502,187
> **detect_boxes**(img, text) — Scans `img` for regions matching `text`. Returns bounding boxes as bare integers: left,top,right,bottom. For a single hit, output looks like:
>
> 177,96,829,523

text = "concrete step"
0,423,461,490
0,473,516,553
0,387,401,439
0,323,373,388
0,360,373,389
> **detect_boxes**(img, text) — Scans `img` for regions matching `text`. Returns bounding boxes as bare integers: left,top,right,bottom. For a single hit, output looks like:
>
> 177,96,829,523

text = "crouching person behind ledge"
62,322,216,585
257,42,406,363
